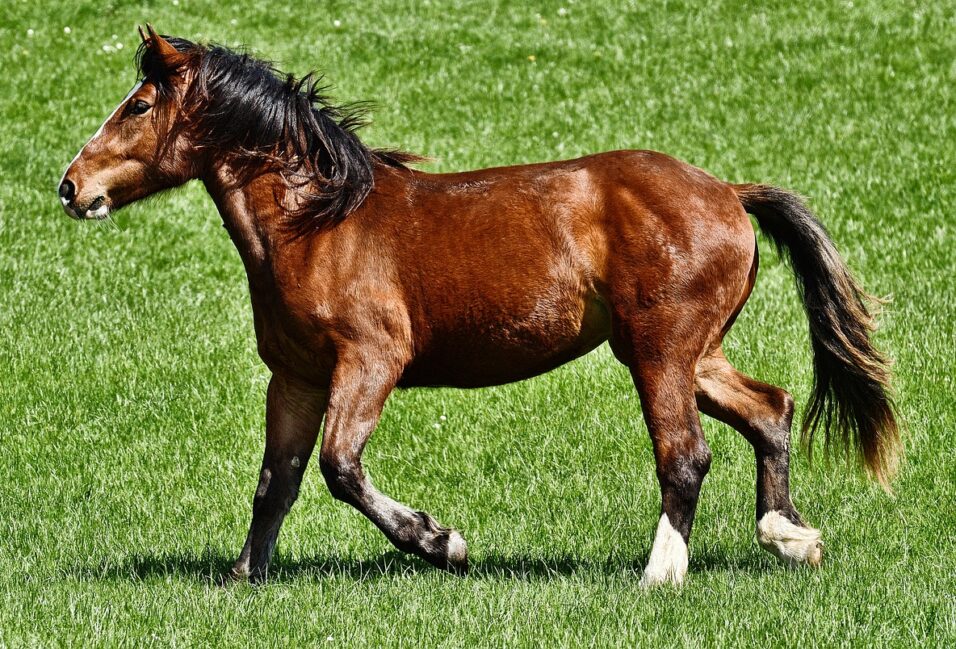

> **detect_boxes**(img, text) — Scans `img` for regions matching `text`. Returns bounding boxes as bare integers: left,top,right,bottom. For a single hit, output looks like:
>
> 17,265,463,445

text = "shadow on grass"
65,546,771,584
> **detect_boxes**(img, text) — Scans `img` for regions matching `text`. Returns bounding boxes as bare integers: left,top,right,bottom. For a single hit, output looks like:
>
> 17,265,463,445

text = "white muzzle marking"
88,203,110,219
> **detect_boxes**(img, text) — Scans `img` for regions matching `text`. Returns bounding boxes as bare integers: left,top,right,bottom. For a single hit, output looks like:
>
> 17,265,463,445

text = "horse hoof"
444,530,469,575
215,568,247,587
639,570,685,588
757,510,824,568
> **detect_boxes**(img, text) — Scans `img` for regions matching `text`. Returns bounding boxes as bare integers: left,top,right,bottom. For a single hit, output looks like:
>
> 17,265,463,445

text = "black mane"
136,37,420,232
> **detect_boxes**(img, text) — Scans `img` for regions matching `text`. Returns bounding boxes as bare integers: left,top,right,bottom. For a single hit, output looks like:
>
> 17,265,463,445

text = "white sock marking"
446,530,467,567
640,513,688,587
756,510,823,567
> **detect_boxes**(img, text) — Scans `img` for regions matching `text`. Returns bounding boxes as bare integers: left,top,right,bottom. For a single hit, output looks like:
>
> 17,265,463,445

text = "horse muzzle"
58,178,110,220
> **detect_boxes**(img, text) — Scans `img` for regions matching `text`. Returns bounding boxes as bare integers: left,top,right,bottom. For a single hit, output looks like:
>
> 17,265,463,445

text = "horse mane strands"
134,36,422,234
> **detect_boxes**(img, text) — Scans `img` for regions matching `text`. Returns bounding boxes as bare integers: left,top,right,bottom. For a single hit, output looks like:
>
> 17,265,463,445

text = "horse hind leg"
695,349,823,567
609,311,713,587
632,359,712,587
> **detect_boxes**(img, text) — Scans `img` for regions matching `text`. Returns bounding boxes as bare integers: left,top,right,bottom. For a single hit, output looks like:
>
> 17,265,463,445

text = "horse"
58,26,899,586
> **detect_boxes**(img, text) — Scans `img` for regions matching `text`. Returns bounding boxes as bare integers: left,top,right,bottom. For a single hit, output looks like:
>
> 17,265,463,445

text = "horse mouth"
87,195,106,212
85,196,110,219
64,195,111,220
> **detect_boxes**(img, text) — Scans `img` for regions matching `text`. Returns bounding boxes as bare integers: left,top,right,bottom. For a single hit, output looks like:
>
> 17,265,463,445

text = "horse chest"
248,288,336,383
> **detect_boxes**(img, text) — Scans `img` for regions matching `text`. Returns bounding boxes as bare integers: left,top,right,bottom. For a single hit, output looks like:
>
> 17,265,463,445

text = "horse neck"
201,162,285,282
201,159,399,282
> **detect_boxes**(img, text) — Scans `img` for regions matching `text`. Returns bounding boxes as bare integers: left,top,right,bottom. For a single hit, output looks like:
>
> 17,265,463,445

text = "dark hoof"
214,568,247,587
215,564,268,586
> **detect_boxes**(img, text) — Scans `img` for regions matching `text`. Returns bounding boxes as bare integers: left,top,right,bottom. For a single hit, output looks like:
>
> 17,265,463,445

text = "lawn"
1,0,954,646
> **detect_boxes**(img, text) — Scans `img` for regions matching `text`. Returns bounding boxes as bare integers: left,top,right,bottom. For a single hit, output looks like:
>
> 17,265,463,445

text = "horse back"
266,150,754,388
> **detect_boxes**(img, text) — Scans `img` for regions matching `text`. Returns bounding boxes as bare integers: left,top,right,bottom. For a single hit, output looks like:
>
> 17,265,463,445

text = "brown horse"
59,27,899,586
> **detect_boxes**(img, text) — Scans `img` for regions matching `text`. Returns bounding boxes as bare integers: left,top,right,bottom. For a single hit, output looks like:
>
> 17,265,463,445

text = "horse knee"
657,436,712,492
252,464,302,514
319,450,363,503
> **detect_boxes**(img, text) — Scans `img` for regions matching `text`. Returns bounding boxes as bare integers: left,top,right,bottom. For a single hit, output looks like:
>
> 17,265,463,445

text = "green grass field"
1,0,954,645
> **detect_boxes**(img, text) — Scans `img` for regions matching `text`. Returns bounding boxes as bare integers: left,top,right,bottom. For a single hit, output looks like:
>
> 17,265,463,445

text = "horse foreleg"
226,375,328,583
318,357,468,573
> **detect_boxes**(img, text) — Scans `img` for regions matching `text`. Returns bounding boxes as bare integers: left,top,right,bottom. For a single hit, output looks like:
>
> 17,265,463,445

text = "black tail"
733,184,900,486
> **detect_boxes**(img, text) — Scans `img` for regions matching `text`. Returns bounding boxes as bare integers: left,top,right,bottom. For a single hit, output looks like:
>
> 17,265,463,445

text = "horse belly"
398,292,611,389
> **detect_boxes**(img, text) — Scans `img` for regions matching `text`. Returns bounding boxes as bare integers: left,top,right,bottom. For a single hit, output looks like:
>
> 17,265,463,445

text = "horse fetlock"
444,530,469,574
757,510,823,567
413,521,468,574
640,513,689,588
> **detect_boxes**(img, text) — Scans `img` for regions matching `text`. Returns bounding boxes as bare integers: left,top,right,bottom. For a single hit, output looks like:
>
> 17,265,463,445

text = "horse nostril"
59,179,76,203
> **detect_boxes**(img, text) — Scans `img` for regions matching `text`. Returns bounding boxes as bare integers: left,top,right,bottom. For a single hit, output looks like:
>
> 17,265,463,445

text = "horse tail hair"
732,183,900,487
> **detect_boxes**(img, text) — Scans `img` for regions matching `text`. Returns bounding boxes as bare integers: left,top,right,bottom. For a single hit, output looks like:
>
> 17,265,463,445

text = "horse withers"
58,26,899,586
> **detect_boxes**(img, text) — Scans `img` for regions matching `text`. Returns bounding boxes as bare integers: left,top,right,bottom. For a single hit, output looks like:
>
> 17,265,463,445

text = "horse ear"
142,24,187,70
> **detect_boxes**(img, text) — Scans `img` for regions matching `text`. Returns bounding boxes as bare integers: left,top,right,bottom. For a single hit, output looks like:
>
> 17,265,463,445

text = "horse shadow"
68,546,771,584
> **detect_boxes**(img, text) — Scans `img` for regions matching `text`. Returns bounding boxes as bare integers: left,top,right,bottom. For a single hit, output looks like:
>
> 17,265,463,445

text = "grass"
1,0,954,645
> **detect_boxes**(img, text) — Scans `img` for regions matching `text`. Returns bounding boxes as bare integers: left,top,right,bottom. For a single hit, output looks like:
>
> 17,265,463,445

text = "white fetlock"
640,514,688,587
757,511,823,567
446,530,468,572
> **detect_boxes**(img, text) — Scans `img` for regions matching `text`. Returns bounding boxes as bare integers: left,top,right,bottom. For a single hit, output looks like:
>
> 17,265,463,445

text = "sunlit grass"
0,1,953,646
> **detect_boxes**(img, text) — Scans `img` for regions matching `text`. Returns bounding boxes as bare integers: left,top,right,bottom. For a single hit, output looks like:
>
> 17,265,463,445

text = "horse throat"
202,164,282,284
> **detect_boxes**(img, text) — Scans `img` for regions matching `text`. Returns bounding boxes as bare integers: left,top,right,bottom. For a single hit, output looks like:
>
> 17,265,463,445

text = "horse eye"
130,100,151,115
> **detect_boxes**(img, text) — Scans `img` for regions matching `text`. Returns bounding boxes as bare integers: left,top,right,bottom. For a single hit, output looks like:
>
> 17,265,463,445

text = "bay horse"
59,26,899,586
